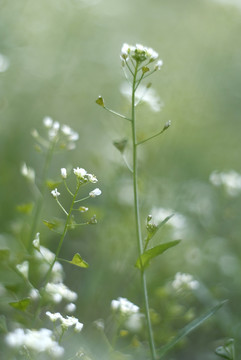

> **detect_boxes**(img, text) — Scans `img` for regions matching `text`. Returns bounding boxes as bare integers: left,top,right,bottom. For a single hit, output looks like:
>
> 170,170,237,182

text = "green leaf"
215,338,235,360
158,300,227,358
96,96,104,107
16,202,33,214
45,179,61,190
9,298,31,311
43,218,64,233
69,253,89,268
113,138,128,154
145,214,174,250
135,240,180,270
0,248,10,261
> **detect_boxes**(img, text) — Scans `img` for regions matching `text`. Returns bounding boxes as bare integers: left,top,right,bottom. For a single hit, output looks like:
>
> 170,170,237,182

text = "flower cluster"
46,282,78,303
172,272,199,292
46,311,83,332
5,328,64,357
120,43,163,70
111,297,139,315
209,170,241,196
73,167,98,183
32,117,79,151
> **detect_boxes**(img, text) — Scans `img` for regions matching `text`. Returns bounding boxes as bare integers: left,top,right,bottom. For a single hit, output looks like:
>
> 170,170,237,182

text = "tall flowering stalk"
97,43,167,360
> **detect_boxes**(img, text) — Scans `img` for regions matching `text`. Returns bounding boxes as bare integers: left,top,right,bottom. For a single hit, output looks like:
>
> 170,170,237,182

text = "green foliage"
135,240,181,270
9,298,31,311
68,253,89,268
215,339,235,360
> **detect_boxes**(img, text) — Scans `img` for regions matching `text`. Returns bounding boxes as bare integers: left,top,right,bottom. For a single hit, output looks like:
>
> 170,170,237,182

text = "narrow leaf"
145,214,174,250
69,253,89,268
9,298,31,311
158,300,227,358
135,240,180,270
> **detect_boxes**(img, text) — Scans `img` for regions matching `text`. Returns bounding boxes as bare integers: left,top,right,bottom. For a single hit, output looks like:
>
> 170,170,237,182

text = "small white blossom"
46,282,78,303
16,261,29,279
73,167,87,179
61,168,67,179
46,311,83,332
87,174,98,183
48,121,60,140
5,328,64,357
51,188,60,198
155,59,163,70
79,206,89,212
89,188,102,198
32,232,40,251
29,288,40,300
43,116,53,128
172,272,199,292
111,297,139,315
0,54,9,72
125,313,143,332
65,302,76,313
21,163,35,183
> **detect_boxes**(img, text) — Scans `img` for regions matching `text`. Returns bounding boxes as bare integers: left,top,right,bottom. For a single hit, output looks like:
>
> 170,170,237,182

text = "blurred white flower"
5,328,64,357
172,272,199,292
120,83,163,112
89,188,102,198
125,313,143,332
29,288,40,300
73,167,87,179
51,188,60,198
61,168,67,179
111,297,139,315
16,261,29,279
46,311,83,332
65,302,76,313
209,170,241,196
32,232,40,250
43,116,53,128
46,282,78,303
0,54,9,72
120,43,159,62
20,163,35,183
151,207,187,237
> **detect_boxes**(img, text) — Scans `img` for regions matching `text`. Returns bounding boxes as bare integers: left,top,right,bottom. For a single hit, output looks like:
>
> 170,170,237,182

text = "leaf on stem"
145,214,174,250
68,253,89,268
113,138,128,154
43,218,65,233
158,300,228,358
135,240,181,270
9,298,31,311
215,338,235,360
96,96,105,107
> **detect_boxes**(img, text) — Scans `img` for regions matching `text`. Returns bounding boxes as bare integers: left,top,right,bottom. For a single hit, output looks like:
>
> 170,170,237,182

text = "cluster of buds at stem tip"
120,43,163,73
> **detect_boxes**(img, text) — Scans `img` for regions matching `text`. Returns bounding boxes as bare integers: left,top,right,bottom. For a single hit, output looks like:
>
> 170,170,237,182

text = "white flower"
51,188,60,198
5,328,64,357
73,167,87,179
46,311,83,332
209,170,241,196
20,163,35,183
120,43,159,63
43,116,53,128
89,188,102,198
0,54,9,72
111,297,139,315
32,232,40,250
29,288,40,300
87,174,98,183
120,83,163,112
125,313,143,332
16,261,29,279
48,121,60,140
46,311,63,322
79,206,89,212
65,302,76,313
46,282,78,303
61,168,67,179
155,59,163,70
61,125,79,142
172,272,199,292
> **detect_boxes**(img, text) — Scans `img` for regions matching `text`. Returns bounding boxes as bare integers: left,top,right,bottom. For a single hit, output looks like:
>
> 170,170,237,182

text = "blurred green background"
0,0,241,358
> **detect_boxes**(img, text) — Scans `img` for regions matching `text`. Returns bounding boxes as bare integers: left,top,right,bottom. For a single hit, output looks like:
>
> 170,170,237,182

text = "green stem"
44,181,81,285
27,140,56,250
131,62,157,360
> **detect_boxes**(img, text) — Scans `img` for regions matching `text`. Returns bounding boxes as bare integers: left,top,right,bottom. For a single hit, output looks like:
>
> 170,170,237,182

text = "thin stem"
122,154,133,173
27,140,56,250
137,128,166,146
131,62,157,360
74,195,90,203
56,198,68,216
103,106,131,122
64,180,74,196
43,181,81,286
